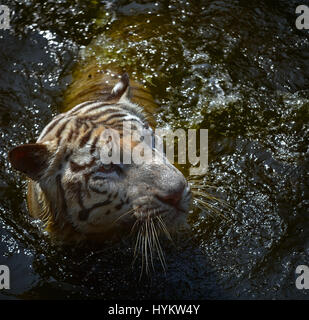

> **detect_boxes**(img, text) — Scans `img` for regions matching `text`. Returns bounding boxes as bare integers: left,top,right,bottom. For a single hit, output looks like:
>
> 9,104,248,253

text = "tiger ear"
109,72,130,101
8,144,51,181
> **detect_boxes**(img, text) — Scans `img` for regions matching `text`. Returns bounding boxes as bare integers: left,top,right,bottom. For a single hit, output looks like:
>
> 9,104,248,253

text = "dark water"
0,0,308,299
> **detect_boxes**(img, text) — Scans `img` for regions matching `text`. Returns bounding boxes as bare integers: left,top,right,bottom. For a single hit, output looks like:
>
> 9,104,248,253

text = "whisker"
144,217,150,275
130,217,140,236
131,209,171,277
193,197,222,213
194,202,229,223
139,222,145,281
187,177,203,182
111,207,136,226
187,178,217,185
191,190,234,210
191,188,238,220
156,215,173,243
149,219,156,272
132,224,142,267
194,198,229,221
146,212,156,272
191,190,221,202
151,218,167,272
189,184,218,189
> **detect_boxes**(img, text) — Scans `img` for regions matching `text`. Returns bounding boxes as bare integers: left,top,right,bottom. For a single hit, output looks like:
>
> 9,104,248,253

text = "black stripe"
104,113,127,123
56,174,67,219
40,115,64,139
115,202,123,210
67,128,74,142
92,175,107,181
64,151,73,162
78,199,112,221
94,117,143,129
81,102,114,114
104,124,125,134
79,129,92,148
93,108,125,119
77,108,125,124
55,119,70,138
76,181,86,210
107,118,144,127
116,103,146,121
90,135,99,154
107,122,138,131
69,101,97,114
89,186,108,194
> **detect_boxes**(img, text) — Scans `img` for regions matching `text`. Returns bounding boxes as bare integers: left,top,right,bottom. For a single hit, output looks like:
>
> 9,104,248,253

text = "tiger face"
9,73,192,242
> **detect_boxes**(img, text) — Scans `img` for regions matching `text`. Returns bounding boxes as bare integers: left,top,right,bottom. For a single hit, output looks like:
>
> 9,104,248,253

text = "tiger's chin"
60,203,189,246
86,209,188,240
132,208,189,232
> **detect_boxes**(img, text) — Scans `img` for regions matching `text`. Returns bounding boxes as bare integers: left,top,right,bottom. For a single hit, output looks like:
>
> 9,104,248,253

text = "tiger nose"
156,185,185,208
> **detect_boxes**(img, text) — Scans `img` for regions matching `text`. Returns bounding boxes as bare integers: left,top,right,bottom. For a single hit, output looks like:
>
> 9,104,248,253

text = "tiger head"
8,73,192,243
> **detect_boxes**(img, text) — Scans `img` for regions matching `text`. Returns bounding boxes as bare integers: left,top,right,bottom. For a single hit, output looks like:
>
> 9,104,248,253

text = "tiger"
8,64,192,249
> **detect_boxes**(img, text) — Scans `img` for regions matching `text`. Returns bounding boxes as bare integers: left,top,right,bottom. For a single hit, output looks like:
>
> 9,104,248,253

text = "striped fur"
9,70,191,243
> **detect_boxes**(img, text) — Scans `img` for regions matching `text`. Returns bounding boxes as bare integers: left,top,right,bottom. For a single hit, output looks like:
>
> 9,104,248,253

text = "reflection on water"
0,0,308,299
